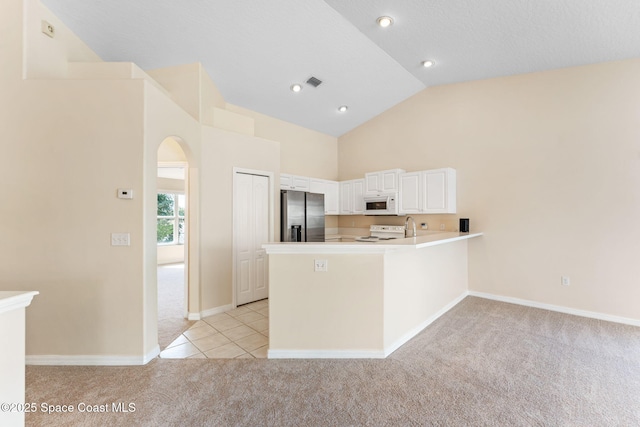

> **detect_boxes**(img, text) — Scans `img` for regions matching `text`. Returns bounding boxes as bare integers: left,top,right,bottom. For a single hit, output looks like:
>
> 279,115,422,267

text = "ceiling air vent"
306,76,322,88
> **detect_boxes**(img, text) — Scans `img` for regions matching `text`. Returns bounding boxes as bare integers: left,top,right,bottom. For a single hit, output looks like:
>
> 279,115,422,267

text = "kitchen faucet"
405,216,417,238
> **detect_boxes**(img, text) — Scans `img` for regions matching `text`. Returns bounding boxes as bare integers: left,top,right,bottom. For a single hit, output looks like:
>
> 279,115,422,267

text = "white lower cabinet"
399,168,456,214
310,179,340,215
339,179,364,215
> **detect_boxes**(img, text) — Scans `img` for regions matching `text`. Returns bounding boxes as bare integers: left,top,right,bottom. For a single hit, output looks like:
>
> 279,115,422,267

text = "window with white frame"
157,192,185,245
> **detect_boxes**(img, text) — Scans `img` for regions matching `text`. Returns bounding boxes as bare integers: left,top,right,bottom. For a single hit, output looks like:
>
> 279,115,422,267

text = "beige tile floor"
159,299,269,359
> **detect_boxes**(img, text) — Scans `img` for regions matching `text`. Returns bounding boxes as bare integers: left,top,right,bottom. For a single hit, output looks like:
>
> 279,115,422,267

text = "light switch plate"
111,233,130,246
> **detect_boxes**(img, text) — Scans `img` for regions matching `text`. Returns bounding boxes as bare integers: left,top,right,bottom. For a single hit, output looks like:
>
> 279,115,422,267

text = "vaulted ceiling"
42,0,640,137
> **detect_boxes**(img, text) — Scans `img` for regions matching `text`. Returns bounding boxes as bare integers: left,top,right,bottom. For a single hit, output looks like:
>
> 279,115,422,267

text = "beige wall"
142,81,202,352
384,241,468,349
267,241,468,356
23,0,101,79
14,0,619,363
2,0,341,362
339,59,640,321
227,104,338,180
147,64,203,122
200,127,280,311
2,78,148,357
0,0,150,359
269,254,385,351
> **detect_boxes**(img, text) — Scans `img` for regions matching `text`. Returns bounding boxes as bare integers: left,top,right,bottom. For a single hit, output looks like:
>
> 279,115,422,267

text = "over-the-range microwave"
364,192,401,216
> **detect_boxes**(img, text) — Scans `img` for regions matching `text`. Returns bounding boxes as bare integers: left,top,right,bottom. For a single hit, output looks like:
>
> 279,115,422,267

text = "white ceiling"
42,0,640,137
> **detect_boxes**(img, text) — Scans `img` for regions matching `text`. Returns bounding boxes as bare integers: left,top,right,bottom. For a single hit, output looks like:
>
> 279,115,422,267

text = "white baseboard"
469,291,640,327
145,345,161,364
200,304,233,319
268,349,386,359
383,291,468,357
26,345,160,366
188,304,234,320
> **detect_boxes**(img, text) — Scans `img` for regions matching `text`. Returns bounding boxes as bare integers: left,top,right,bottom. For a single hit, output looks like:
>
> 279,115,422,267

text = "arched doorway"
156,137,196,350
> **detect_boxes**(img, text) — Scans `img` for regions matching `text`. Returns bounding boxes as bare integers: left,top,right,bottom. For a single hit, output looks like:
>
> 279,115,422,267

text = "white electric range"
355,225,406,242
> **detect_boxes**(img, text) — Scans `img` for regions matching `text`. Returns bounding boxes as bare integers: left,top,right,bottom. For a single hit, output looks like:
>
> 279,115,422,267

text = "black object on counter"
460,218,469,233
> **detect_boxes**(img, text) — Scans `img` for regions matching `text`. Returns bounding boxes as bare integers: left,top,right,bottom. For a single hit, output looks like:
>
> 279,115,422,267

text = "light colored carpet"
25,297,640,426
157,263,194,349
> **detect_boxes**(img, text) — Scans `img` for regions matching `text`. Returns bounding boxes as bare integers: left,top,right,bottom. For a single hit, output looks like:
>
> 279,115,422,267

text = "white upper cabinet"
280,173,310,191
281,168,455,216
365,168,405,194
398,171,423,214
353,179,365,214
325,181,340,215
310,178,340,215
398,168,457,214
340,179,365,215
423,168,456,213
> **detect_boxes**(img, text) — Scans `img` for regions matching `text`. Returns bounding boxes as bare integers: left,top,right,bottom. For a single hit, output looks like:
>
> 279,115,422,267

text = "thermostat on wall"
117,189,133,199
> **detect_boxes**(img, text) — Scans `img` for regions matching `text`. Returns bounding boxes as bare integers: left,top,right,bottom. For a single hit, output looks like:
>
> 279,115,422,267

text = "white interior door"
235,172,269,305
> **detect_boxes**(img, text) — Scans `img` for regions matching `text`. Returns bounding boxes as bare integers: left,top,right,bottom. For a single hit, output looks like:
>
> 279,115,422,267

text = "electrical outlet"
314,259,328,272
440,224,445,230
561,276,570,286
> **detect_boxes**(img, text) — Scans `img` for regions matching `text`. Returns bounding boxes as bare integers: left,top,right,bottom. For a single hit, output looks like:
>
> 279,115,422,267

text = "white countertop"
263,232,482,254
0,291,39,315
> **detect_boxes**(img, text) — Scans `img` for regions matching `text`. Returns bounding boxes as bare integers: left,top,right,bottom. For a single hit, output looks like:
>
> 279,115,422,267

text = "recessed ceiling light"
290,83,302,93
338,105,348,113
422,60,435,68
376,16,393,28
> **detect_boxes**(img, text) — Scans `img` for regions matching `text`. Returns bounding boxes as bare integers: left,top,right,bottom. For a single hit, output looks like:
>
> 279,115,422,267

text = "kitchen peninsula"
263,232,482,358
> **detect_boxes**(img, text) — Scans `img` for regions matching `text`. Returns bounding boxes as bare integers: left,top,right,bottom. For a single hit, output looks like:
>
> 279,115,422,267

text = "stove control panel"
370,225,405,233
369,225,406,239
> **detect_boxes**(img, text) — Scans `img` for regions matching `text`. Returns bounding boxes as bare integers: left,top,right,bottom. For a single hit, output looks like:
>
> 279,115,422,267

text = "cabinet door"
312,179,340,215
399,172,422,214
352,179,365,214
292,175,310,191
423,168,456,213
309,179,325,194
281,174,310,191
280,173,293,189
381,170,399,192
364,172,381,194
324,181,340,215
339,181,353,214
365,169,405,194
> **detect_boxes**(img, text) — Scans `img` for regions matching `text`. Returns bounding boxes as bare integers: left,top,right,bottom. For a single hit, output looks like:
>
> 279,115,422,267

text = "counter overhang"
263,232,483,254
